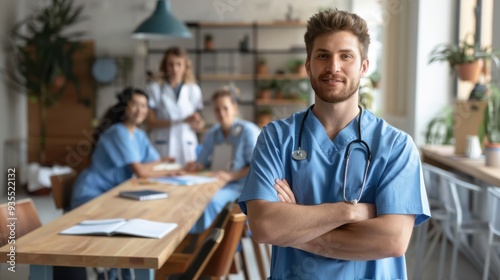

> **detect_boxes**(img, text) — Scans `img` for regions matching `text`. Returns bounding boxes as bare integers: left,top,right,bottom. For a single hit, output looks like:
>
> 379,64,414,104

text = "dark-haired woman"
70,87,182,210
146,46,205,166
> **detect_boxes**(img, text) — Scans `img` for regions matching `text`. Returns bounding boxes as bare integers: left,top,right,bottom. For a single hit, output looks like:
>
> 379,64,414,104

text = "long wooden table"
0,177,222,279
420,145,500,187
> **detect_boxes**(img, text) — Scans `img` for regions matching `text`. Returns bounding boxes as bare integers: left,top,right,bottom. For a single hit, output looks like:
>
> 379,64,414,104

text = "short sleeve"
238,125,285,214
375,134,430,226
242,123,261,163
100,125,141,167
138,130,160,162
197,126,217,168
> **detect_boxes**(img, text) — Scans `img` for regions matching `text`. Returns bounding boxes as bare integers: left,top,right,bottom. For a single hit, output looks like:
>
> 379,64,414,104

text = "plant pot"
455,60,482,82
204,39,214,51
257,64,268,75
275,90,285,99
295,64,307,77
484,143,500,168
257,113,273,128
258,89,272,100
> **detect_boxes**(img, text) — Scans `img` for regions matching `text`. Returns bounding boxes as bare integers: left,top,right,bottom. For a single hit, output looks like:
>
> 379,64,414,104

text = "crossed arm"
246,179,415,261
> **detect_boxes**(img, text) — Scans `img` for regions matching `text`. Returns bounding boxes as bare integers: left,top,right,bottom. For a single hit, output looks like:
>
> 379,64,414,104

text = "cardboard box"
454,100,487,155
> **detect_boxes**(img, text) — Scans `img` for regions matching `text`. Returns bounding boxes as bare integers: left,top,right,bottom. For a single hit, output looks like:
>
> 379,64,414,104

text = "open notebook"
60,218,177,239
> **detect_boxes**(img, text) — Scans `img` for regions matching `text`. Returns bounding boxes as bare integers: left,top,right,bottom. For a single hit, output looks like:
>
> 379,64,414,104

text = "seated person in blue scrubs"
70,87,183,210
185,88,260,233
238,9,431,280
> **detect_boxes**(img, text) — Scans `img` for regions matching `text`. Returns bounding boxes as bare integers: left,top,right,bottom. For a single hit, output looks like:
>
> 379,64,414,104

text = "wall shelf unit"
148,21,311,127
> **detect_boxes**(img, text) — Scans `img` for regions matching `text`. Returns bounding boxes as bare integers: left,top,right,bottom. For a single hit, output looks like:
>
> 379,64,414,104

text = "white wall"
381,0,455,145
413,0,455,145
0,0,28,194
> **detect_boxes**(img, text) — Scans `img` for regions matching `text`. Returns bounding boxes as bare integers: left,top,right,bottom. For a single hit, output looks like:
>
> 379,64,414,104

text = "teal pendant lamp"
132,0,191,39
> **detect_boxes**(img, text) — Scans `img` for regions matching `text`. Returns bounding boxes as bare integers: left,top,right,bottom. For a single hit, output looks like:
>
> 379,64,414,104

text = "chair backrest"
201,204,247,277
179,227,224,280
441,173,482,228
487,187,500,236
50,171,77,211
422,163,447,204
0,198,42,246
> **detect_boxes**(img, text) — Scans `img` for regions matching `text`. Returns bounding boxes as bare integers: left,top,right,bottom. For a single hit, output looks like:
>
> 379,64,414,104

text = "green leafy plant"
286,57,305,73
204,33,213,40
428,34,493,69
5,0,87,162
368,70,381,88
479,85,500,144
425,106,455,145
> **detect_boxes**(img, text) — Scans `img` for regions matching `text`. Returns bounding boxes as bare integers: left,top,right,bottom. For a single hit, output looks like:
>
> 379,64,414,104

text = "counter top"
420,145,500,187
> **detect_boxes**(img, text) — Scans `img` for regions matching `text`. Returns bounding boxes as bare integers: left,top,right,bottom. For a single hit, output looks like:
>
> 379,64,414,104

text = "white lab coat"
147,82,203,166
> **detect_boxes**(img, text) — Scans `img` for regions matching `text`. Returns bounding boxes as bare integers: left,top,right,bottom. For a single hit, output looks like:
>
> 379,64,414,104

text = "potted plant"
256,107,273,128
256,57,268,75
287,58,306,76
368,70,381,88
428,34,498,82
425,106,455,145
257,81,272,100
479,85,500,167
204,33,214,51
5,0,87,163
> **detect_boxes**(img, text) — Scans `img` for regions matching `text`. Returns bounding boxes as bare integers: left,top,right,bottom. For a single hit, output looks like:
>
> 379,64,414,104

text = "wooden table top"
420,145,500,187
0,178,222,269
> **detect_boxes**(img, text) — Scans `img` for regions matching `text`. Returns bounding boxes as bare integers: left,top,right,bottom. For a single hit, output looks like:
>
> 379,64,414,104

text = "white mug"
465,135,482,159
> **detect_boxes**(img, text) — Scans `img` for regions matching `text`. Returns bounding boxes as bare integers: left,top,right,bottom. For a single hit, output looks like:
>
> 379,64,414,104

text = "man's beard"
312,74,361,103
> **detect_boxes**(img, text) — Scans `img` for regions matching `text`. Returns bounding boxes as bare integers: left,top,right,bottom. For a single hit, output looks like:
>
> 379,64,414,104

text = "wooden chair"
0,198,87,279
200,204,247,279
0,198,42,246
155,202,233,280
50,171,77,211
178,228,224,280
0,198,42,279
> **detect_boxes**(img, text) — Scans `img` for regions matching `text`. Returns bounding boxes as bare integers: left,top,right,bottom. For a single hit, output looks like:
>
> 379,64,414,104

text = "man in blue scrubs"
239,9,430,279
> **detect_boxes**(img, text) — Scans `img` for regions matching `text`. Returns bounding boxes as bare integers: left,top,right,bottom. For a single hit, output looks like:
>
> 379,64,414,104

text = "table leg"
30,265,53,280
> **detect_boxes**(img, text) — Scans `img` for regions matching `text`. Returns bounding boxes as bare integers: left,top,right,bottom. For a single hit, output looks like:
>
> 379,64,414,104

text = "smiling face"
125,93,149,126
305,31,369,104
213,95,238,129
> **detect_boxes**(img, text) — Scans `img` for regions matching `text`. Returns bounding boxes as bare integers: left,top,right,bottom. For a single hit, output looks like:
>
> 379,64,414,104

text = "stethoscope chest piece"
292,148,308,161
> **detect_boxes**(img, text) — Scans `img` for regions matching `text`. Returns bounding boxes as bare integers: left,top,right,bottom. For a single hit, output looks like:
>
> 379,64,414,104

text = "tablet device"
119,190,168,201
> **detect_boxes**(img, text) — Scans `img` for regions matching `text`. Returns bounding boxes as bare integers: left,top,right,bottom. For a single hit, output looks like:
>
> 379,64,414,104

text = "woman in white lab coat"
146,46,205,166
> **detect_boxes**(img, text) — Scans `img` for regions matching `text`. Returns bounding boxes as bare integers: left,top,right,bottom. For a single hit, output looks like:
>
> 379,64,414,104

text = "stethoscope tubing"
292,105,372,204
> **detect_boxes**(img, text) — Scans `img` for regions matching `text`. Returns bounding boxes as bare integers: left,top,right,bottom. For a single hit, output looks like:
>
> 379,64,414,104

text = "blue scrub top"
70,123,160,209
239,108,430,280
197,119,260,190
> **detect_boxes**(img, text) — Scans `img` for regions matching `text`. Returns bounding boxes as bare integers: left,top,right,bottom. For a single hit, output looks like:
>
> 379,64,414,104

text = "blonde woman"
146,46,205,166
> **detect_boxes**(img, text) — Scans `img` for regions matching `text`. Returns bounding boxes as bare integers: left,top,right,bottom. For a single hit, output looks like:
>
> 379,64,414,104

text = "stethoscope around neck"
292,105,372,204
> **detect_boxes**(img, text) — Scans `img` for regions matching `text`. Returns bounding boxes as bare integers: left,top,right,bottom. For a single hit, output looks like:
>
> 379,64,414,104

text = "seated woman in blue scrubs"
70,87,183,210
185,89,260,233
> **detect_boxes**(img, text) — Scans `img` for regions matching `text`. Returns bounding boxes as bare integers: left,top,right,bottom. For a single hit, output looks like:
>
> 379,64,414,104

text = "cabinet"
149,21,311,127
